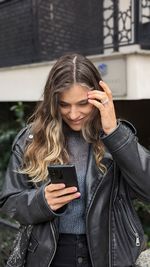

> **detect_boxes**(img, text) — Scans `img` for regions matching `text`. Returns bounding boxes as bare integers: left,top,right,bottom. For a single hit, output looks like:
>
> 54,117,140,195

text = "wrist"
103,123,117,135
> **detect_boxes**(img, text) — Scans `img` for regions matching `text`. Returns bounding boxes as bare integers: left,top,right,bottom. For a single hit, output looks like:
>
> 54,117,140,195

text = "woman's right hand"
44,183,81,211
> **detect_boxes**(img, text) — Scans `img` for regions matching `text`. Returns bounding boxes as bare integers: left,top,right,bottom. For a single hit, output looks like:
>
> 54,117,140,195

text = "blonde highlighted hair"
21,53,106,183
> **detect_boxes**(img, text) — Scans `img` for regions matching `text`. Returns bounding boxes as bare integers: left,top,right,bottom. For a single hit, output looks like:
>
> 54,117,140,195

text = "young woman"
0,53,150,267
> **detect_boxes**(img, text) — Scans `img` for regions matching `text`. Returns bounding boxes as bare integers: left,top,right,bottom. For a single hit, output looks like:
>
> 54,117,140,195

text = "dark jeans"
51,233,92,267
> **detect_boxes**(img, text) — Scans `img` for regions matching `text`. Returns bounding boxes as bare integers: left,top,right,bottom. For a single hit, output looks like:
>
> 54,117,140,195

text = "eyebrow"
59,99,89,105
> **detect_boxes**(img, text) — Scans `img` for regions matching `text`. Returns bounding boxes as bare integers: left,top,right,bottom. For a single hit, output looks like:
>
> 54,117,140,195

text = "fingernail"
100,80,103,84
73,187,77,191
60,184,66,188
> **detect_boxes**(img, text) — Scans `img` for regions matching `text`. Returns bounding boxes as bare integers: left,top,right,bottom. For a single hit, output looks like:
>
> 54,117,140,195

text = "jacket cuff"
36,184,66,220
36,185,55,220
100,120,136,153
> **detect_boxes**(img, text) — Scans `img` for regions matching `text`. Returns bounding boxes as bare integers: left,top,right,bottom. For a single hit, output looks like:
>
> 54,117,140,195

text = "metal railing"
101,0,150,52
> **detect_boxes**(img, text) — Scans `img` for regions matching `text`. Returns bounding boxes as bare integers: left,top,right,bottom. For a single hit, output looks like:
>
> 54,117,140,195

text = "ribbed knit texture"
59,130,89,234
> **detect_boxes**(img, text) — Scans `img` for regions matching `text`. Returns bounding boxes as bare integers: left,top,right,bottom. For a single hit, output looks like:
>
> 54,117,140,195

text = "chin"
69,124,82,131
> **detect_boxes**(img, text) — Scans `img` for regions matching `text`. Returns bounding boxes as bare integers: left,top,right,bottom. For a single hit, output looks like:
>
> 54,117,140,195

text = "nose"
68,106,80,120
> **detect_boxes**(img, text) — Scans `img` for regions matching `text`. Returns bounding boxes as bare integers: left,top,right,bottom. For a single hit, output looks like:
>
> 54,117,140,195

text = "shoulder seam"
12,126,31,152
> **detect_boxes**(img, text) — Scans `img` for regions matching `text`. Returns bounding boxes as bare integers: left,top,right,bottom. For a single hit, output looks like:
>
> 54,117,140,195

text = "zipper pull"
135,233,140,246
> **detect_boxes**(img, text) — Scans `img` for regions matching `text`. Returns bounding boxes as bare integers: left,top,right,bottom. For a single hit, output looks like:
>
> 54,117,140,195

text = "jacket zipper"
108,163,117,267
85,181,106,267
119,199,140,247
48,222,57,267
85,165,113,267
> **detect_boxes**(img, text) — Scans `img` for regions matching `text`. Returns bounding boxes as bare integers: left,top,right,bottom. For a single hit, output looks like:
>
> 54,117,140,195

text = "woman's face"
59,84,93,131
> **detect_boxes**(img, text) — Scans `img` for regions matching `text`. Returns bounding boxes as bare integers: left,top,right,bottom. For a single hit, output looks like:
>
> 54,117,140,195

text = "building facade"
0,0,150,148
0,0,101,67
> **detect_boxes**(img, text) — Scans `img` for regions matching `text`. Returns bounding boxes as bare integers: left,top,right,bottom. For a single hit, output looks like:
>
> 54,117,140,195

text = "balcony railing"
101,0,150,52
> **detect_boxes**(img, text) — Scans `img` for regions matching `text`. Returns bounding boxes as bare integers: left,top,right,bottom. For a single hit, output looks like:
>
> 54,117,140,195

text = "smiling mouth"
69,118,85,124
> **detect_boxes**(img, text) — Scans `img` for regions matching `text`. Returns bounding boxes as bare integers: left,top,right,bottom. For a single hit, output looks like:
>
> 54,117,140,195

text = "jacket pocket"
117,198,141,247
27,234,38,253
112,197,144,266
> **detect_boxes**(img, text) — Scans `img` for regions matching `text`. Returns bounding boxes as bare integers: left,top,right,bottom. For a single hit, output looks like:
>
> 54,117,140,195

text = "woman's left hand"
88,80,117,135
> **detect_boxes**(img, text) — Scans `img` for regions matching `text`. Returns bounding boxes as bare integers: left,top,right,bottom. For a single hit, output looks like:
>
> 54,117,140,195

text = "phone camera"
57,170,63,180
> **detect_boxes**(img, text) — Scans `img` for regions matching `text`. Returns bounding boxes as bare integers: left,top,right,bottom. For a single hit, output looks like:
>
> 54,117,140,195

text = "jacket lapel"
85,146,113,208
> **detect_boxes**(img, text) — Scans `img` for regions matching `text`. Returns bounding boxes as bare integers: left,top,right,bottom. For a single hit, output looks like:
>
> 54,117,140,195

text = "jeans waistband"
59,233,87,241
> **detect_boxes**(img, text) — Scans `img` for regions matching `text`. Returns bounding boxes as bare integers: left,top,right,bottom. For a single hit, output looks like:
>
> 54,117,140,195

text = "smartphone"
48,164,80,192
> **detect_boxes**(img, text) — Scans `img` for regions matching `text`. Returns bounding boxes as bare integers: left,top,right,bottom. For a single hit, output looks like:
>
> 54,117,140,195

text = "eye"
59,102,69,108
78,100,89,106
80,103,88,106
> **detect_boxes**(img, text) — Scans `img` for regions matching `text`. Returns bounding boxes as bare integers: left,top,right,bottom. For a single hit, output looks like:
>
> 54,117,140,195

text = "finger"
54,192,81,204
52,186,78,198
46,183,66,192
88,98,105,110
50,192,81,210
87,91,108,103
99,81,113,100
88,90,105,96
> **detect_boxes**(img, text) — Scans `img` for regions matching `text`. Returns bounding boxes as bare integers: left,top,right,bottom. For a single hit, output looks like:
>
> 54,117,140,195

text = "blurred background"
0,0,150,266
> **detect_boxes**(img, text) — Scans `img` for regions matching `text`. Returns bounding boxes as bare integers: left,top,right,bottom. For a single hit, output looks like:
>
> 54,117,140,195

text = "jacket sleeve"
0,128,62,225
100,120,150,202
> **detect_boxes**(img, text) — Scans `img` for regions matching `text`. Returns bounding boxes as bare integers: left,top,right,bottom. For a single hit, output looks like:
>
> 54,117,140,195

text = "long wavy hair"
21,53,106,183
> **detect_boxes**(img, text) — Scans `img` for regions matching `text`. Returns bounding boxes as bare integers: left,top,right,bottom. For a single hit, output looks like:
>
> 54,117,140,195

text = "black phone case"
48,164,79,191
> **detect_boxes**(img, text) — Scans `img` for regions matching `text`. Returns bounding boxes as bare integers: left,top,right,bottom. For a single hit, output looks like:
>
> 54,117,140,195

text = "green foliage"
10,101,26,128
0,102,26,266
134,200,150,214
145,226,150,248
134,199,150,248
0,225,17,266
0,102,26,174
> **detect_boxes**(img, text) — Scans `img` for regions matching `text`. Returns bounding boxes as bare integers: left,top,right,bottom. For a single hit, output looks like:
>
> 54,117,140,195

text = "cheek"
59,108,68,116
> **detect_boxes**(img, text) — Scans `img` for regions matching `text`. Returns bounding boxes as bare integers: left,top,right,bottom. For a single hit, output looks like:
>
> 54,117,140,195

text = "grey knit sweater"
59,130,89,234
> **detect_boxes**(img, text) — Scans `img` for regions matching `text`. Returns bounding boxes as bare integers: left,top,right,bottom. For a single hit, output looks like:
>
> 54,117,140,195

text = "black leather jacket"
0,120,150,267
